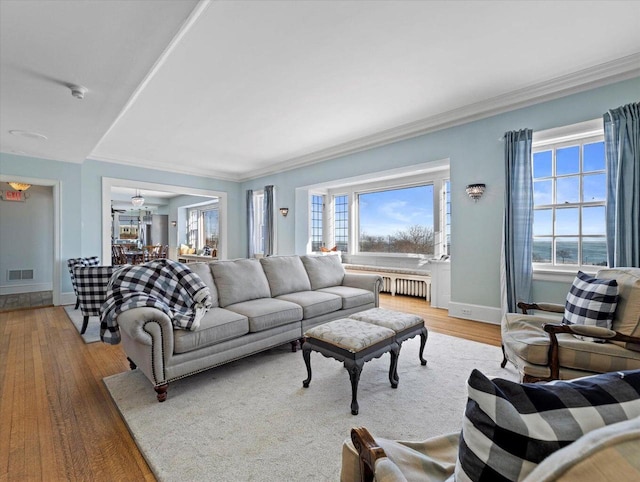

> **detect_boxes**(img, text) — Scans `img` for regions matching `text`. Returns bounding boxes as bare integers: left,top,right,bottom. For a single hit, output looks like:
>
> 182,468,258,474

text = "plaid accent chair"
501,267,640,382
342,370,640,482
73,265,119,334
67,256,100,309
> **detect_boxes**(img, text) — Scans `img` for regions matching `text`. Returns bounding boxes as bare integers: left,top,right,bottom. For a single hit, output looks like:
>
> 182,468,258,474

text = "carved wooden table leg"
418,327,428,366
346,361,363,415
389,344,399,386
302,344,312,388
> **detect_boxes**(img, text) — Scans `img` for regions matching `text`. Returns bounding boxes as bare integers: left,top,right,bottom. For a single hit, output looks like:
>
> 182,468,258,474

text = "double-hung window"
532,122,606,269
187,204,220,250
310,194,324,252
334,194,349,252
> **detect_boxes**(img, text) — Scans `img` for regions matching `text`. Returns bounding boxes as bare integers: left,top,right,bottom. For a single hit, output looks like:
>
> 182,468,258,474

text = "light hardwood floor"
1,294,501,481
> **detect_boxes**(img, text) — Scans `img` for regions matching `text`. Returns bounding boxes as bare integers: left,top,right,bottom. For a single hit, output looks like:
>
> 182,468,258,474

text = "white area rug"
104,332,518,481
63,305,101,343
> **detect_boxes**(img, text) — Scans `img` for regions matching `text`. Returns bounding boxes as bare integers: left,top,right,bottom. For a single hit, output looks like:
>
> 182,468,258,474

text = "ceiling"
1,1,639,182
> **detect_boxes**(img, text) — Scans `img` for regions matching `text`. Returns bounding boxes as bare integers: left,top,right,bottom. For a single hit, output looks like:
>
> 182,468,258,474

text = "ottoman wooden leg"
345,361,363,415
390,345,399,386
419,327,428,366
302,344,313,388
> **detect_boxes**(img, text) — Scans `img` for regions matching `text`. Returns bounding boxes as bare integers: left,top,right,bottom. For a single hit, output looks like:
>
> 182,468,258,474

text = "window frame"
531,119,606,278
323,169,449,258
187,202,220,251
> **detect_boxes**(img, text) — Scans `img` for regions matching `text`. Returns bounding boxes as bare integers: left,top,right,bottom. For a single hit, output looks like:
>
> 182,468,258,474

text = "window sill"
533,268,597,283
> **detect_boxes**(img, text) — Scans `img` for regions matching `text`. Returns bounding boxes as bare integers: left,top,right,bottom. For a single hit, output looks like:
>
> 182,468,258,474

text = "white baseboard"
0,282,53,295
448,302,502,325
59,291,76,306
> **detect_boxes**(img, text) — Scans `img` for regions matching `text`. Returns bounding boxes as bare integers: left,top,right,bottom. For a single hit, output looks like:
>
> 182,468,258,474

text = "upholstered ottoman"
302,318,399,415
349,308,427,382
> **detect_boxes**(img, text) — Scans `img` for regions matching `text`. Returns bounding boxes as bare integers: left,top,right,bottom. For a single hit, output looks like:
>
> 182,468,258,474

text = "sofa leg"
154,384,168,402
290,340,301,352
500,344,508,368
127,357,137,370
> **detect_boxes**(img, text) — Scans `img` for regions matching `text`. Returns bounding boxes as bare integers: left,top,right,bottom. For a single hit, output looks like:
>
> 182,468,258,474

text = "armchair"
67,256,100,309
343,369,640,482
502,267,640,382
73,265,120,334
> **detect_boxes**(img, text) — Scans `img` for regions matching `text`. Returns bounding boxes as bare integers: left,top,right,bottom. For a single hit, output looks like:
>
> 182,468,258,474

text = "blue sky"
358,185,434,237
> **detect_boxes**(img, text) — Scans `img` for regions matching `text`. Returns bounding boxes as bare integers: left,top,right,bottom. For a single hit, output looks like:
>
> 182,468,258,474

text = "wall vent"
7,269,34,281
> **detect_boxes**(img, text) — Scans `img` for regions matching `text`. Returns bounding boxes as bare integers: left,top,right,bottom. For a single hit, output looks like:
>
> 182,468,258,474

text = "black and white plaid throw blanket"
100,259,212,345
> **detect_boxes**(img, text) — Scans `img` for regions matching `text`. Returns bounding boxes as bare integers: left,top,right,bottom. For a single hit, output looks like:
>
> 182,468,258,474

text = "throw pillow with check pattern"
562,271,619,341
455,369,640,482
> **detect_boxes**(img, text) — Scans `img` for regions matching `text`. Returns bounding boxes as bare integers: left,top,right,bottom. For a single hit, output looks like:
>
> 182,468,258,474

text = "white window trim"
326,169,449,257
531,118,605,281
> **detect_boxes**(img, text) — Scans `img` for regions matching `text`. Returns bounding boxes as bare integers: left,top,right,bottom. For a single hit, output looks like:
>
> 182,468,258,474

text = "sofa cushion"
225,298,302,332
276,291,342,319
260,256,311,297
455,369,640,482
562,271,618,338
210,259,271,307
173,308,248,354
501,314,640,373
187,262,219,307
596,267,640,351
316,286,374,309
301,255,345,290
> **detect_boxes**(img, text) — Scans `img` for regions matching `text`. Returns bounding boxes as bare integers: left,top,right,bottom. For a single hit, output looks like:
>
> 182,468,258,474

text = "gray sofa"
116,254,382,401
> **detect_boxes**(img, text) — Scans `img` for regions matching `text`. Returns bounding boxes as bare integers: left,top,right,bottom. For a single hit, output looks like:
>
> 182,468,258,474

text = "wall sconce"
171,221,177,227
279,207,289,217
466,183,486,202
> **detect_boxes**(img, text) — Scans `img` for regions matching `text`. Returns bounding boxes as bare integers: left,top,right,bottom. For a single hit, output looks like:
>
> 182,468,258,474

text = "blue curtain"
264,185,274,257
246,189,254,258
501,129,533,313
604,102,640,267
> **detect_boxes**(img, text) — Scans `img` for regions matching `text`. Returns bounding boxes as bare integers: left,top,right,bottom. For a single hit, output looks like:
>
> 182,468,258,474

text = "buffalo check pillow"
562,271,618,341
454,369,640,482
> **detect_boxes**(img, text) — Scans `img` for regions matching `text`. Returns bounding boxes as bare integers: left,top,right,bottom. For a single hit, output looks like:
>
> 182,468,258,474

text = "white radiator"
379,276,431,301
395,278,429,298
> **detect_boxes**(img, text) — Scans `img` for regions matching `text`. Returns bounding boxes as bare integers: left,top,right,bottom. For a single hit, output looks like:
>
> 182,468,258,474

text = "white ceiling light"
131,190,145,207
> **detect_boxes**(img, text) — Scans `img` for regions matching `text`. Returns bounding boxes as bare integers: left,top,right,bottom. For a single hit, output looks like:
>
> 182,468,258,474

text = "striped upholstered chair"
501,267,640,382
73,265,120,335
67,256,100,309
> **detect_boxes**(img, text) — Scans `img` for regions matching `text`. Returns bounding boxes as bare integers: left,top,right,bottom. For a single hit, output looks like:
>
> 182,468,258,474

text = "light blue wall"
1,77,637,308
0,155,243,298
242,77,640,309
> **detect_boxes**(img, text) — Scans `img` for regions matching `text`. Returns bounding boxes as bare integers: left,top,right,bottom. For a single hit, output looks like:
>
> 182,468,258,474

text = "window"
358,184,434,254
334,194,348,252
187,204,219,250
252,191,265,255
441,180,451,256
532,132,606,268
311,194,323,252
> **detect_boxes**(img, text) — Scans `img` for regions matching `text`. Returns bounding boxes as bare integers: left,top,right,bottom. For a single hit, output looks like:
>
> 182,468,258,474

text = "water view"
533,239,607,266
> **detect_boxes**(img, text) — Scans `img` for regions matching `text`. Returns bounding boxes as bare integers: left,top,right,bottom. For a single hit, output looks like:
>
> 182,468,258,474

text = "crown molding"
238,54,640,181
89,154,242,182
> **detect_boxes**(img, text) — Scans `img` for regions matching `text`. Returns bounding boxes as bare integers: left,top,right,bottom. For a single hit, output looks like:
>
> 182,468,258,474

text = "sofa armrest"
351,427,388,482
343,273,383,306
543,323,640,379
117,307,173,347
517,301,565,315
